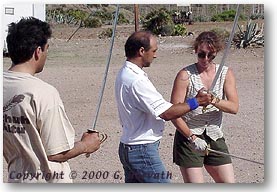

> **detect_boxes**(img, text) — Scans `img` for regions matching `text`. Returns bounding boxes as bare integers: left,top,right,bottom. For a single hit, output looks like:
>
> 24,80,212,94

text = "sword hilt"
85,129,108,158
201,91,219,113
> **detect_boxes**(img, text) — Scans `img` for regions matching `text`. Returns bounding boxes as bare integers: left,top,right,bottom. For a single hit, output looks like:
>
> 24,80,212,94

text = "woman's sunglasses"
197,51,216,60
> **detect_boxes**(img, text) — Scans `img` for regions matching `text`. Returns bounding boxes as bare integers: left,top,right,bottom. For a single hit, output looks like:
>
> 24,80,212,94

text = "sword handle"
202,91,219,113
85,129,108,158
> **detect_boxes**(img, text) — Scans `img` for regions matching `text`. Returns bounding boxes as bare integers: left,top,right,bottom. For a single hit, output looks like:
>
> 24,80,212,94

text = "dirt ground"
3,21,264,184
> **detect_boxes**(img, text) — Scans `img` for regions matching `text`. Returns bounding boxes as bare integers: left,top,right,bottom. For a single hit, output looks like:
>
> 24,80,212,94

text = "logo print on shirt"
3,94,25,112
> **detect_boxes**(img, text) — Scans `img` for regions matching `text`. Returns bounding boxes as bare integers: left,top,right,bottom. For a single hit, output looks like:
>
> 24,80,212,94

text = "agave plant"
234,19,264,48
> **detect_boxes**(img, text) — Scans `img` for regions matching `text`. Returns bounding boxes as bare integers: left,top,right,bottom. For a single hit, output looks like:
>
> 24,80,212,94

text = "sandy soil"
3,21,264,183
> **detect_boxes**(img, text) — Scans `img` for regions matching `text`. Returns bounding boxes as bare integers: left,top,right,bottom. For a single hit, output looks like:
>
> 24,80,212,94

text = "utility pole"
134,4,139,32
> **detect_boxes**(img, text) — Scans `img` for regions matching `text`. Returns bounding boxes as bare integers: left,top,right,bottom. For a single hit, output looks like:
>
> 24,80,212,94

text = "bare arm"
160,69,212,121
159,102,191,121
159,70,191,122
48,132,100,162
159,70,211,122
212,68,239,114
159,70,209,139
168,70,194,137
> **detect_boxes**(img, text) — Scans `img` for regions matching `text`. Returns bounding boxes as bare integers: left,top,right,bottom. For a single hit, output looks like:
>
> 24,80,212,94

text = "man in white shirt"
3,17,101,183
115,31,212,183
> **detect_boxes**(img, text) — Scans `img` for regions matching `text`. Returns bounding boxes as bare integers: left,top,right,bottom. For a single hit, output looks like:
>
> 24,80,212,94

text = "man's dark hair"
6,17,52,65
124,31,153,58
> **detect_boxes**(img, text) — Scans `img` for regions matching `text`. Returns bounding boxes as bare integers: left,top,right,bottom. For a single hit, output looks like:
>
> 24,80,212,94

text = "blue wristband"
186,97,199,110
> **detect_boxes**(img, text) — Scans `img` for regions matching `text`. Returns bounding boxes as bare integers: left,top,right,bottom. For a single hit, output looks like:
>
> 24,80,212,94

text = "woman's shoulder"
184,63,197,70
176,64,195,80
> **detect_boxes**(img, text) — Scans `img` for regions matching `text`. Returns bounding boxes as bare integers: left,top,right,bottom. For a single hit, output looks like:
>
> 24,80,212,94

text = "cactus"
234,19,264,48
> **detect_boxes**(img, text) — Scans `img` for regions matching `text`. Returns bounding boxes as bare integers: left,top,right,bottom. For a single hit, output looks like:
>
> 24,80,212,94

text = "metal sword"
207,148,264,165
209,4,241,93
202,5,241,113
85,5,120,158
203,6,264,167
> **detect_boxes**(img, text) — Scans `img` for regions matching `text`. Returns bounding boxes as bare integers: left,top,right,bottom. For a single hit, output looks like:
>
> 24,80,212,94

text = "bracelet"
186,97,199,110
187,134,195,142
211,96,220,105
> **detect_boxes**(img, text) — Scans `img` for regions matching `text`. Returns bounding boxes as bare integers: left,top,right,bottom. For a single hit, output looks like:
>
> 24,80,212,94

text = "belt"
120,140,160,149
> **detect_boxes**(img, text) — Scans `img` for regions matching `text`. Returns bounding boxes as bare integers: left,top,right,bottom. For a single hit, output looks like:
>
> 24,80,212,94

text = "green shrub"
193,15,211,22
250,14,264,20
160,24,175,36
173,24,187,36
211,15,224,22
98,28,113,38
118,13,129,24
67,9,87,21
84,17,102,28
211,10,233,21
142,8,175,36
93,10,112,22
211,9,244,22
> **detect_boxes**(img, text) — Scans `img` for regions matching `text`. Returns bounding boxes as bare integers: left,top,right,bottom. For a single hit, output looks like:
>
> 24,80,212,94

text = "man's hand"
81,132,101,154
195,87,212,106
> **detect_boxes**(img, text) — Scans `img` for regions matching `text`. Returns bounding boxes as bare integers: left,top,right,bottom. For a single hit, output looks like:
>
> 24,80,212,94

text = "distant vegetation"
46,4,264,27
211,9,246,22
46,4,130,28
46,4,264,47
234,19,264,48
143,8,176,36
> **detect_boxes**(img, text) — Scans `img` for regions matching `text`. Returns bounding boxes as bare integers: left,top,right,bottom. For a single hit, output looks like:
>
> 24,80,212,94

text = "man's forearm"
159,103,191,121
47,141,86,162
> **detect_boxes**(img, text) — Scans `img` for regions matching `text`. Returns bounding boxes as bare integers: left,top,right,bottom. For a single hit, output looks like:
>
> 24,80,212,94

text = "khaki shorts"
173,130,232,168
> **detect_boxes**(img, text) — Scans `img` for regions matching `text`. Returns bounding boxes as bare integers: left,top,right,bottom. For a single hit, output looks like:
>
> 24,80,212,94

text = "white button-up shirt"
115,61,173,145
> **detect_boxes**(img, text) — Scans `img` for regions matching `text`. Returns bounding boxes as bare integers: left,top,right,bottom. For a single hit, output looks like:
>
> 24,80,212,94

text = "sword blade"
209,5,241,92
207,148,264,165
